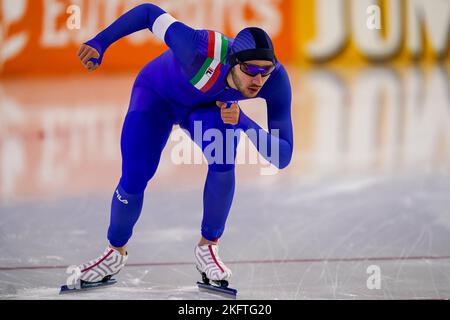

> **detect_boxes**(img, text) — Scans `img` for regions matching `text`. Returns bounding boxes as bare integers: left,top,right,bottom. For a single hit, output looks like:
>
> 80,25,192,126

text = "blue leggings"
107,86,240,247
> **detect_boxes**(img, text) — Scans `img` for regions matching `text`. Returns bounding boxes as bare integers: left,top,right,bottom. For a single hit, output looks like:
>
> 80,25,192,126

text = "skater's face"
231,60,275,98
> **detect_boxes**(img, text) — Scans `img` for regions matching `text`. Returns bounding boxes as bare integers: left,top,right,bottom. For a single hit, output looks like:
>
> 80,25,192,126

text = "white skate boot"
195,244,232,281
78,246,128,283
195,244,237,297
60,246,128,294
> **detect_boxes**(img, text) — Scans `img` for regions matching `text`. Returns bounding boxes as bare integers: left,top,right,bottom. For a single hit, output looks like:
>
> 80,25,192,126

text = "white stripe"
194,59,220,89
213,32,222,61
152,13,177,42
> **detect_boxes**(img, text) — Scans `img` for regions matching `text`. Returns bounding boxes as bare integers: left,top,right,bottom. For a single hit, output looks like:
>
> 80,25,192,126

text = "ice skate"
195,244,237,298
59,246,128,294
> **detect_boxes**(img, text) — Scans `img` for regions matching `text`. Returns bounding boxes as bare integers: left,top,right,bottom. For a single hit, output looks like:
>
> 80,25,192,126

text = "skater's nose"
252,74,263,86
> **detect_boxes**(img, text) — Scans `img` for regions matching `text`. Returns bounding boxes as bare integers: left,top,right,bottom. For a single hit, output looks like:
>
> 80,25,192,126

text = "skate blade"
197,281,237,299
59,279,117,294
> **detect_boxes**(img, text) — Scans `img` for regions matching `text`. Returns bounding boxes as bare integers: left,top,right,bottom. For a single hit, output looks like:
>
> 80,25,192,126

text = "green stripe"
220,35,228,63
190,57,213,86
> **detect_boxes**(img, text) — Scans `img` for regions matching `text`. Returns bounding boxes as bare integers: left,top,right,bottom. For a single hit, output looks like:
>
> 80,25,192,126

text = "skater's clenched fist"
216,101,240,125
77,44,100,72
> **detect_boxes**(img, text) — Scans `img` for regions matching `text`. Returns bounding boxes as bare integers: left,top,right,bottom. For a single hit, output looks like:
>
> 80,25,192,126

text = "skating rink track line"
1,255,450,271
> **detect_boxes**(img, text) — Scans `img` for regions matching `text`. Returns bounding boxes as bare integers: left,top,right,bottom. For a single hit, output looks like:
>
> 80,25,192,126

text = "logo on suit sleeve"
206,67,214,77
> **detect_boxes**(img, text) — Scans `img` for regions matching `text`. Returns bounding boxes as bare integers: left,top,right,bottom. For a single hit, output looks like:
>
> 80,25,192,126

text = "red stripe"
201,63,222,93
207,31,215,58
208,245,225,273
81,249,114,273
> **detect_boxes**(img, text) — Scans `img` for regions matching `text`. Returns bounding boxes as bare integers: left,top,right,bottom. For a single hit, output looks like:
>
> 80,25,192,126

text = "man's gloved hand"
77,43,101,72
216,101,240,125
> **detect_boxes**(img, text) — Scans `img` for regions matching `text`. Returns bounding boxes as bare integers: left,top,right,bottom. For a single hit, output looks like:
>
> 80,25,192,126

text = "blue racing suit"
84,3,293,244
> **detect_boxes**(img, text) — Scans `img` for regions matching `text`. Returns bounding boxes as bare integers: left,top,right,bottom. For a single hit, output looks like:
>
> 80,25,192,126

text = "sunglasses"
238,61,276,77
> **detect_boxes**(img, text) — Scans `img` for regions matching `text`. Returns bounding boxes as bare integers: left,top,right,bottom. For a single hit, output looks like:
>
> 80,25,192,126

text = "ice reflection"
294,64,449,176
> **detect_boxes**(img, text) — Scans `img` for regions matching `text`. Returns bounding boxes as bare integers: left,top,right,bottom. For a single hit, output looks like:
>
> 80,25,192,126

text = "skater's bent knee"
120,164,158,194
120,175,150,194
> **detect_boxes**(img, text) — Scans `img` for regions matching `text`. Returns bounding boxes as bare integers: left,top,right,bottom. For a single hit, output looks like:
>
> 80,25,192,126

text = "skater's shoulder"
259,63,291,98
193,29,233,60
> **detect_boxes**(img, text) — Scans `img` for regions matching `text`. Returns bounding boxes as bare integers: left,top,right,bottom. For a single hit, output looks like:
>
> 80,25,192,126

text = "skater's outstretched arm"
237,65,294,169
78,3,199,71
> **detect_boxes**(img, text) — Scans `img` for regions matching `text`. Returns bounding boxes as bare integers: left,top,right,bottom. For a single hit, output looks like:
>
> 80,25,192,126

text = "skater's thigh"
180,105,241,171
120,87,174,193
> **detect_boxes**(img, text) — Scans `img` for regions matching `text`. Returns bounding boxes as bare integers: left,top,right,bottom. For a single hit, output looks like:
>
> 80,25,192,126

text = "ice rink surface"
1,63,449,299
